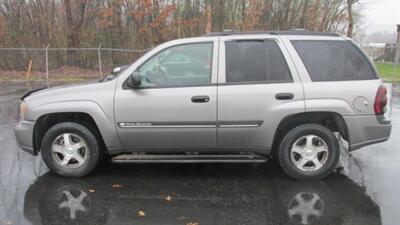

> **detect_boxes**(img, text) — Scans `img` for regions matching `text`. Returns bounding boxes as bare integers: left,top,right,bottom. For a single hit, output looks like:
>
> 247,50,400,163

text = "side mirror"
126,71,141,88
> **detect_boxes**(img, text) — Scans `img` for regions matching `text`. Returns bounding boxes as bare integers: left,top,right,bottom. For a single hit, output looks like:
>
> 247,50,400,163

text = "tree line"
0,0,358,71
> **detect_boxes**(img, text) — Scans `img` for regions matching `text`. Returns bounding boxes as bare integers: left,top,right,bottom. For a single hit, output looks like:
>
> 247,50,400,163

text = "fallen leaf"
177,216,189,220
165,195,172,201
186,222,199,225
137,210,146,217
89,188,95,193
112,184,123,188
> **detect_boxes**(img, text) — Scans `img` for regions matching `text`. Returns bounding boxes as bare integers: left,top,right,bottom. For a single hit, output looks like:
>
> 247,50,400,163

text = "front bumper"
344,115,392,151
14,120,37,155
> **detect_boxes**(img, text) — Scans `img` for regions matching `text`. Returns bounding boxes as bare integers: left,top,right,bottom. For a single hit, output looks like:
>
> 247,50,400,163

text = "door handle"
275,93,294,100
191,95,210,103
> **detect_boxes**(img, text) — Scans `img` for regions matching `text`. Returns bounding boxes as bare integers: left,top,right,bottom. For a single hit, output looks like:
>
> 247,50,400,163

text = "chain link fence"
0,46,150,80
361,44,399,84
0,45,398,82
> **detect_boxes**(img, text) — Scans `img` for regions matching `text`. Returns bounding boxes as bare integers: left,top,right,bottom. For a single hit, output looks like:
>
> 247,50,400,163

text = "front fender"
29,100,122,149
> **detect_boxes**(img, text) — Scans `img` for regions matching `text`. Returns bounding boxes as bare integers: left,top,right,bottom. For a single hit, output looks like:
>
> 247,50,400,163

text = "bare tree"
347,0,354,37
0,0,359,70
64,0,88,64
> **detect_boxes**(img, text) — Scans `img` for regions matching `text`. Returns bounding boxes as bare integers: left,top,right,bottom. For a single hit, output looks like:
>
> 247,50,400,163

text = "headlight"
20,101,27,121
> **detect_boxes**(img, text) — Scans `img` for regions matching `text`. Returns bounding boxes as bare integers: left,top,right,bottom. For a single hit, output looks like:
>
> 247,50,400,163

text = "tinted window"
225,40,292,83
138,43,212,87
292,40,377,81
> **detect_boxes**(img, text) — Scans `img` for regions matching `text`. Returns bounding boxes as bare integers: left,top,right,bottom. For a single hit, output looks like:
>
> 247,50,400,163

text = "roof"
203,30,341,37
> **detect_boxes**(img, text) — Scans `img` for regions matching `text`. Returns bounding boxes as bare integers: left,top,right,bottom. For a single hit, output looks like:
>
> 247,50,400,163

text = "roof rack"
203,30,340,37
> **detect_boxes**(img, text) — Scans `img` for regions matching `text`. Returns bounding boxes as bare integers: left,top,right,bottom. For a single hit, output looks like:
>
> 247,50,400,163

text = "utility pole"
394,24,400,85
396,25,400,64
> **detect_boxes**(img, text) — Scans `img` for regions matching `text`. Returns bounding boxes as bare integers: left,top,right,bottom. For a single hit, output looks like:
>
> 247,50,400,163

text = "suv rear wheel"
41,122,102,177
278,124,340,180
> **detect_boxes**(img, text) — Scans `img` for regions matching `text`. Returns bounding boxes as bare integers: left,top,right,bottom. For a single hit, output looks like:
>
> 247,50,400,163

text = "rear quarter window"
291,40,378,81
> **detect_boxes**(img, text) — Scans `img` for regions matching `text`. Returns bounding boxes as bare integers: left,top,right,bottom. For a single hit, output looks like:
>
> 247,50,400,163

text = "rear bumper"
344,115,391,151
14,120,37,155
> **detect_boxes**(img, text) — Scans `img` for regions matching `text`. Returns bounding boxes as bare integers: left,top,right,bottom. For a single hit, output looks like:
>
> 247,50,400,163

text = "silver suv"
14,31,392,180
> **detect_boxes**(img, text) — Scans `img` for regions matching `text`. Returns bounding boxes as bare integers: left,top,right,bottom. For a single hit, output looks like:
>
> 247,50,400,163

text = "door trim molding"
217,120,263,128
117,120,263,129
118,122,216,128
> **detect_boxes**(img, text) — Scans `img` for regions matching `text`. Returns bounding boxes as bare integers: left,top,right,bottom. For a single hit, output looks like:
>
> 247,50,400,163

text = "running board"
111,154,268,164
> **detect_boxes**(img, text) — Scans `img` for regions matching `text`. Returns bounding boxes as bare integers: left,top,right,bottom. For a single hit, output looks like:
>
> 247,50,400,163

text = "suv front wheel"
41,122,102,177
278,124,340,180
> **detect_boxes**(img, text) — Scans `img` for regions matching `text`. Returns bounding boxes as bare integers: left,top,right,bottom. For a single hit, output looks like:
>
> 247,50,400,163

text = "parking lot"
0,81,399,225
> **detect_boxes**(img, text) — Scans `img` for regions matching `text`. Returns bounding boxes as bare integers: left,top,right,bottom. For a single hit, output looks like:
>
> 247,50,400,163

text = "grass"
375,62,400,83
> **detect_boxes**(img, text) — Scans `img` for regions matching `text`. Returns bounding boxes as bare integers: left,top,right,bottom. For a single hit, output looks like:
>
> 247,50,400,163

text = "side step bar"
111,154,268,164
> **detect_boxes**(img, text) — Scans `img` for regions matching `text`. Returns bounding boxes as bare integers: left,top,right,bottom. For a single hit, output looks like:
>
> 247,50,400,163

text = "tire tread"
278,123,340,180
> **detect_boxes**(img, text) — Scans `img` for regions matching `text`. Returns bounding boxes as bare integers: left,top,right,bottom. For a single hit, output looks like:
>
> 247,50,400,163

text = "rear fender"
305,99,355,116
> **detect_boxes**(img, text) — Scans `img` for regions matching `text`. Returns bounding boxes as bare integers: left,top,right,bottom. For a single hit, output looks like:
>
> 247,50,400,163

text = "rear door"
217,35,305,151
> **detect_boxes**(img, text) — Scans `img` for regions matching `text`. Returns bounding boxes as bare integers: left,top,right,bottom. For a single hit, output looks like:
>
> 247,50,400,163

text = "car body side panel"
280,36,382,116
217,86,305,148
28,101,121,149
304,99,356,115
344,115,391,150
216,35,305,150
281,35,390,148
114,86,217,149
302,80,382,116
14,120,36,154
113,37,219,150
23,80,122,149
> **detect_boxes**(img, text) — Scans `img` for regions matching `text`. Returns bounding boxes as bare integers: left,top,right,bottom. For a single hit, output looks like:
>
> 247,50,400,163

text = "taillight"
374,85,387,115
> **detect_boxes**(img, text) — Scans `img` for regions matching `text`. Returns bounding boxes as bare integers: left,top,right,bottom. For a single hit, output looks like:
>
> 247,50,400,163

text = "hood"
20,79,117,123
22,80,100,100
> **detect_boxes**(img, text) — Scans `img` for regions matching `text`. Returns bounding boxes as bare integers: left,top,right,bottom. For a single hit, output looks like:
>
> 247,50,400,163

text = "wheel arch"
29,101,122,154
272,111,349,154
33,112,107,153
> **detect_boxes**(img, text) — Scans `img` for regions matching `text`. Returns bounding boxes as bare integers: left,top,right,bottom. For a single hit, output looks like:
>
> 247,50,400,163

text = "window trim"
218,80,293,86
123,41,214,90
348,40,379,79
290,40,379,82
223,39,294,85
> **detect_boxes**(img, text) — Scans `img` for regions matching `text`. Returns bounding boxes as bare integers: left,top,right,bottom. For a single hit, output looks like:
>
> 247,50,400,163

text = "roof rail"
203,30,340,37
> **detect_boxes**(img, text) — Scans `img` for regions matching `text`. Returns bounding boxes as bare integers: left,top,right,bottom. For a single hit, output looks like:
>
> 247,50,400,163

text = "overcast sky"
358,0,400,34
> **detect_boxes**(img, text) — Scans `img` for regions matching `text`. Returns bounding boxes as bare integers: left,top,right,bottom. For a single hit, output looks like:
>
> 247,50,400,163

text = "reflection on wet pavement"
23,165,381,225
0,81,398,225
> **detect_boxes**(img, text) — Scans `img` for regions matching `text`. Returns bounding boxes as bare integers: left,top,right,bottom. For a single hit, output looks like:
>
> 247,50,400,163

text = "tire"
41,122,103,177
278,124,340,180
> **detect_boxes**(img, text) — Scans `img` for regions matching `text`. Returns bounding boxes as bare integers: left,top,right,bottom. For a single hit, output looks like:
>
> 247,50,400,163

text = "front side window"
137,43,213,87
225,40,292,83
291,40,378,81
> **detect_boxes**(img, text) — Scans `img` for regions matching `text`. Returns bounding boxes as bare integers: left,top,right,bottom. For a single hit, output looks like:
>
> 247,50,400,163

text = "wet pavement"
0,81,399,225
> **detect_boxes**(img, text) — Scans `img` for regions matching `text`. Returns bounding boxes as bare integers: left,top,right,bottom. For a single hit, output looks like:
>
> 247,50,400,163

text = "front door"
114,41,218,150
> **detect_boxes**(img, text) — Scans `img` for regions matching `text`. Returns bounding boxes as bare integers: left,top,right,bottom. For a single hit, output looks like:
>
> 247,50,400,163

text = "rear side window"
225,40,292,83
292,40,377,81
